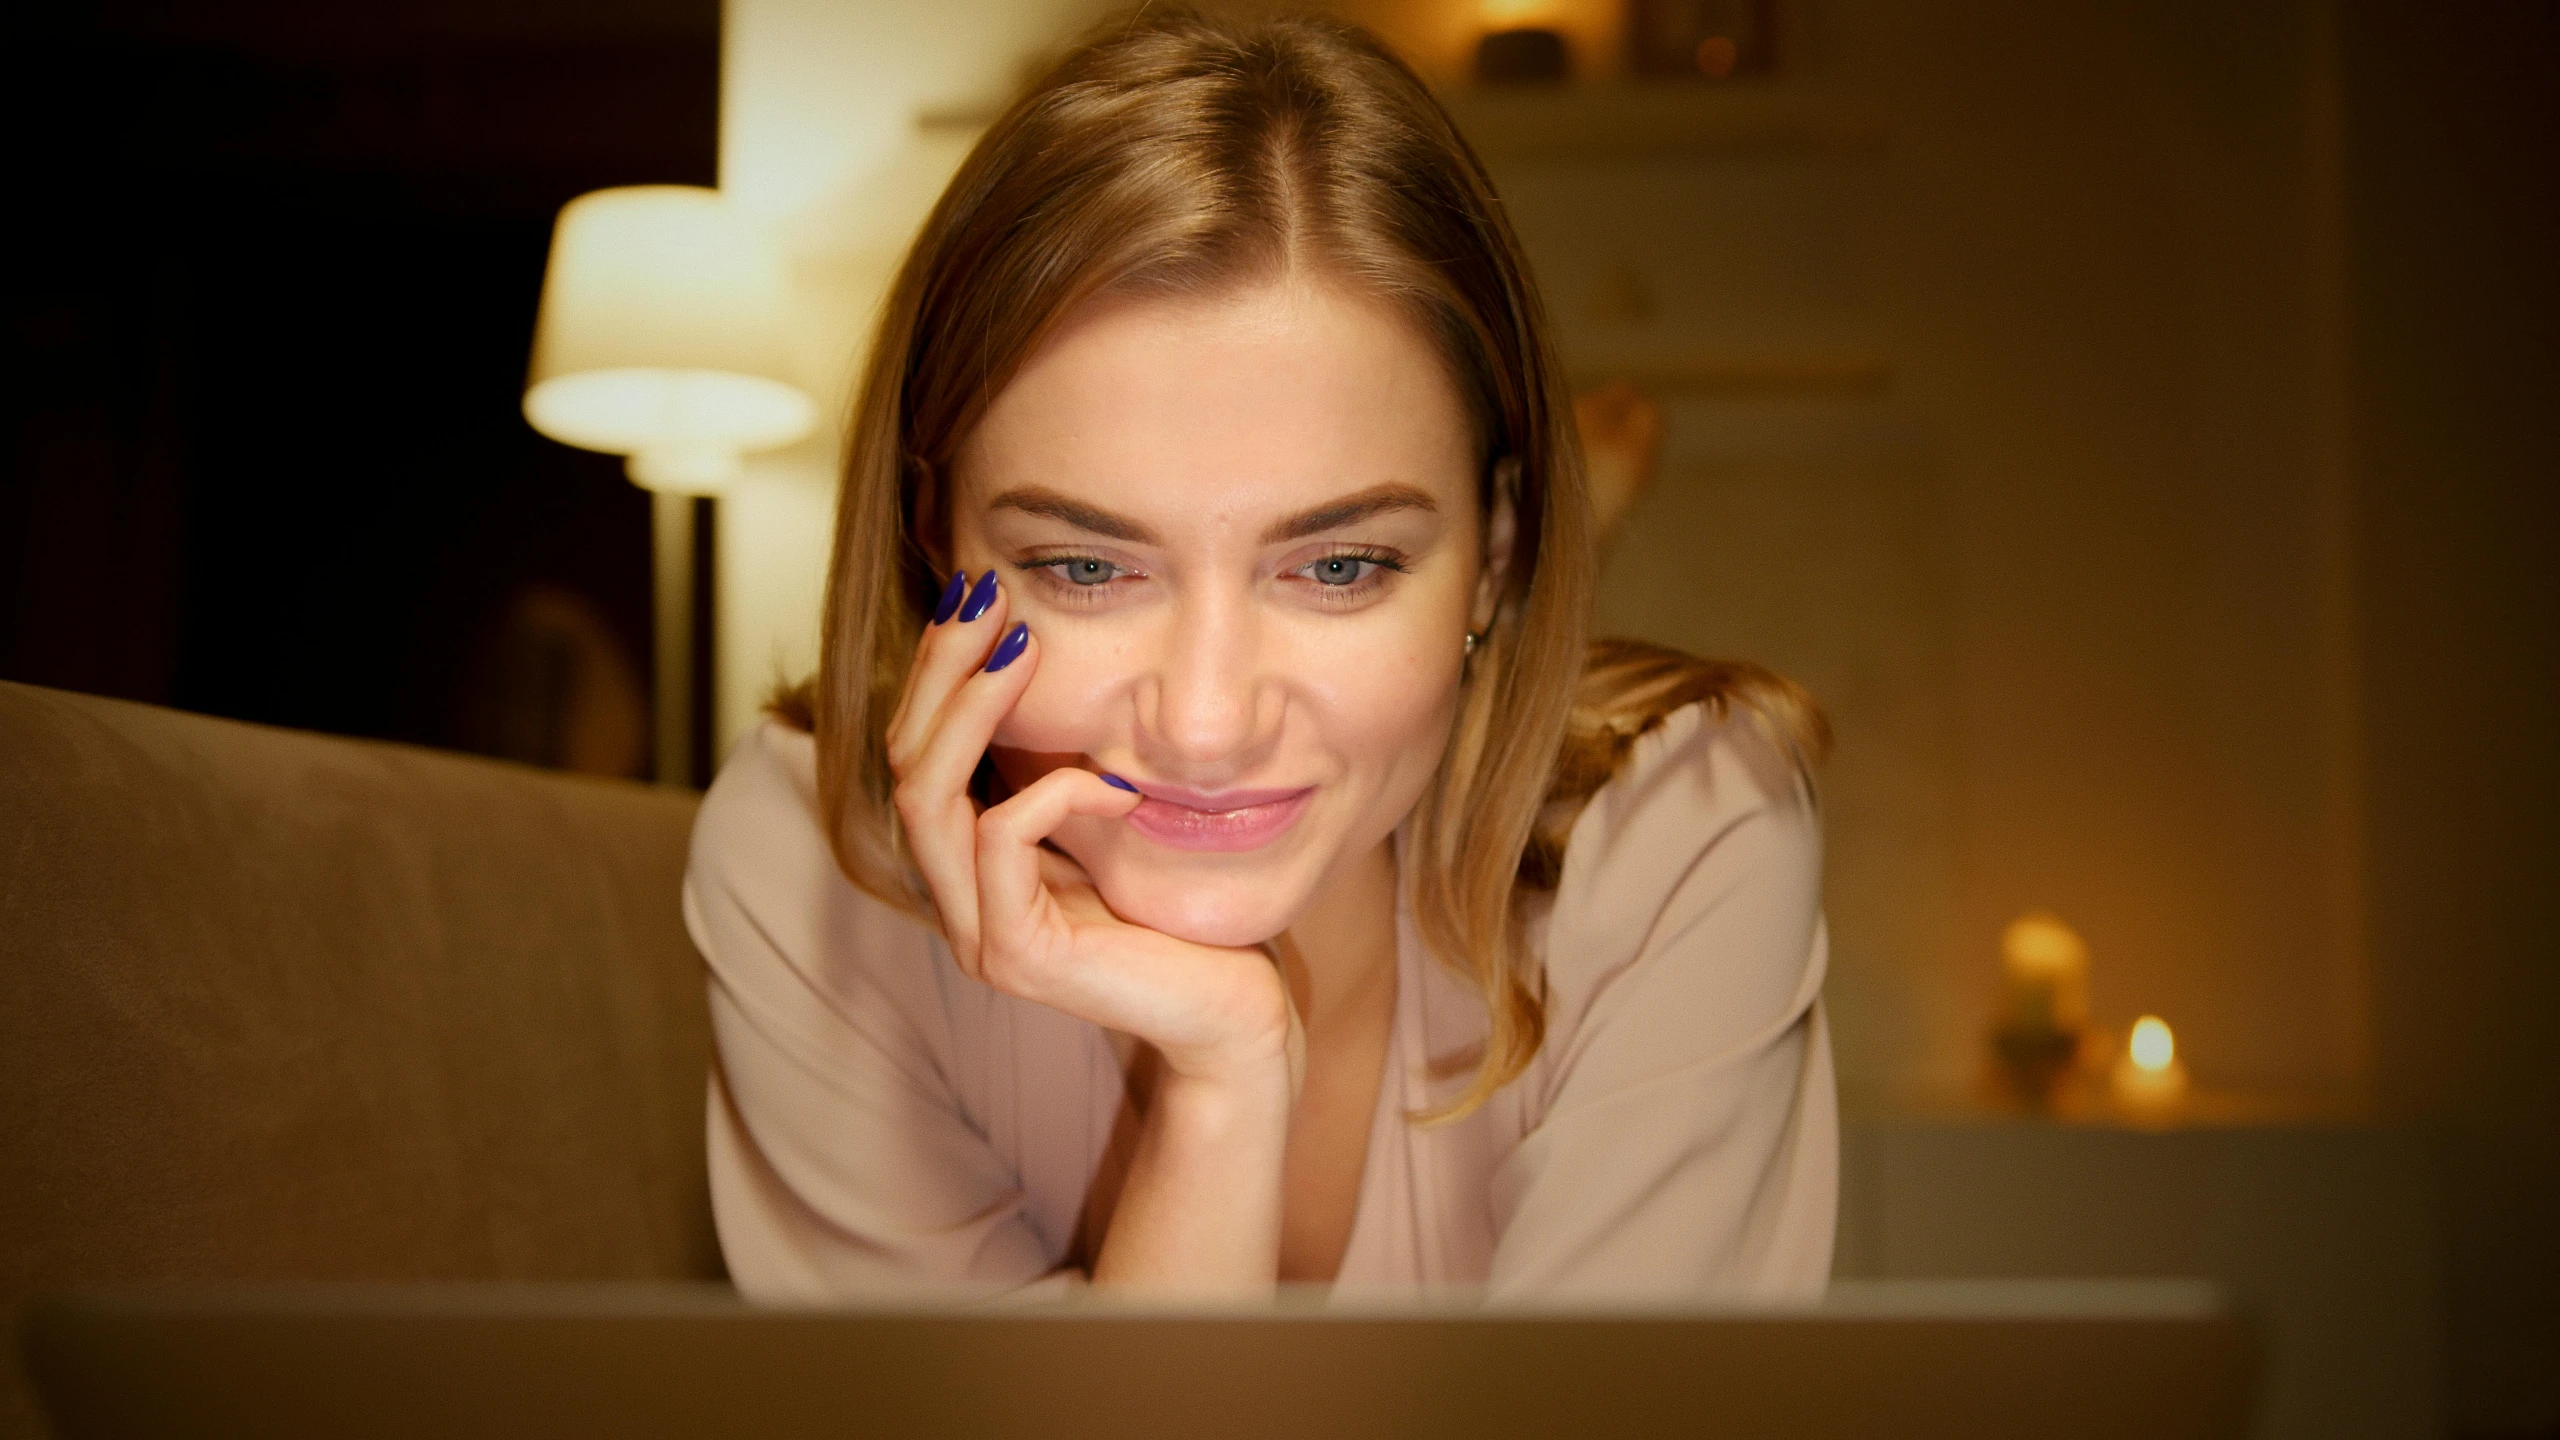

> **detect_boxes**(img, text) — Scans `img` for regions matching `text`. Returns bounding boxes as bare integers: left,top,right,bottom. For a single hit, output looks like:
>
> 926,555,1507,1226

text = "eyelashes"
1011,555,1134,602
1290,546,1407,598
1010,545,1411,607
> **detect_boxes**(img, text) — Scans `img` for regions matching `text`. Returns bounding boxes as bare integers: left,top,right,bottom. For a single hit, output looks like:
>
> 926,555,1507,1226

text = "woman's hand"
884,571,1292,1089
888,571,1294,1293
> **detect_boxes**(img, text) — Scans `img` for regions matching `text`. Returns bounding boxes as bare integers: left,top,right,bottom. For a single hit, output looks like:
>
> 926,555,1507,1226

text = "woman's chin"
1090,870,1303,950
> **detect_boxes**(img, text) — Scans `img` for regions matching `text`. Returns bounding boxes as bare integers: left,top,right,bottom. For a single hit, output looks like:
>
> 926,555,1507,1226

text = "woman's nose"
1139,592,1270,769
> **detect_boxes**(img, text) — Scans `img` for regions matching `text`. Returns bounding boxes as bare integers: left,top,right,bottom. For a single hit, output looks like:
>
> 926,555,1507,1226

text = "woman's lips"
1121,784,1314,853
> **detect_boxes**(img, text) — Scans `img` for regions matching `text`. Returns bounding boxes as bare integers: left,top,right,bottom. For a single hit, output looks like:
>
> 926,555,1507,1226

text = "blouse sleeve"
683,723,1075,1303
1485,702,1837,1302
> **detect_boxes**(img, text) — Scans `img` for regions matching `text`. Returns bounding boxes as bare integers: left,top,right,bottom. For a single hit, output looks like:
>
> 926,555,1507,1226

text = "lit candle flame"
2129,1015,2176,1073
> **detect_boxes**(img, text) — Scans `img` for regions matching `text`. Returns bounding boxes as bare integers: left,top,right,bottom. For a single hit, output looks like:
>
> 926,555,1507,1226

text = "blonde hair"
770,8,1824,1122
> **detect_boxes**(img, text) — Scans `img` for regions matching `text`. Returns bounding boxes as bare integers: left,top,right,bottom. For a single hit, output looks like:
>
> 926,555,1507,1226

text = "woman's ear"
1472,455,1521,635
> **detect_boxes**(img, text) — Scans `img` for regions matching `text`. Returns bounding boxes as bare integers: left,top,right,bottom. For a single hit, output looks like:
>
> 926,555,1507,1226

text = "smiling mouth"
1121,785,1315,853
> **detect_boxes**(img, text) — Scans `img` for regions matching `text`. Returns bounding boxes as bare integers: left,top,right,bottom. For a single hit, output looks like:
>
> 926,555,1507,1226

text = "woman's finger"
974,766,1145,977
895,616,1038,826
884,569,1010,776
882,569,969,748
900,785,986,972
887,572,1021,970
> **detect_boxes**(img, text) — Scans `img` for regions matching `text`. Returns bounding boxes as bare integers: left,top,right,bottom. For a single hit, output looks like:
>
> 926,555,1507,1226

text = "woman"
685,8,1835,1302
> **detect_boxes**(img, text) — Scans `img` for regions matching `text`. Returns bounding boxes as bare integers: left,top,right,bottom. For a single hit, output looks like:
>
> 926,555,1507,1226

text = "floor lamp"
520,185,815,785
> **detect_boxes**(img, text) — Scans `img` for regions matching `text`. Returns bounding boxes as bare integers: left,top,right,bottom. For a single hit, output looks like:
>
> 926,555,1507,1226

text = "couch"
0,681,722,1438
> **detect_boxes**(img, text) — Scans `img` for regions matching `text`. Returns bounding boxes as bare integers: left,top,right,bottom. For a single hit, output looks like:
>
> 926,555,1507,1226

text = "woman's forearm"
1090,1063,1291,1296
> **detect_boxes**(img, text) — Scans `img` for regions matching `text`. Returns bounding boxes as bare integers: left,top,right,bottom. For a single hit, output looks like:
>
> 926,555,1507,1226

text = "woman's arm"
1089,1063,1292,1291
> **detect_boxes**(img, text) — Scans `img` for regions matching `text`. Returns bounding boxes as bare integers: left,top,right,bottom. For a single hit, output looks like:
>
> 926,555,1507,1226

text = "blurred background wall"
2340,5,2558,1424
4,0,719,780
3,0,2551,1433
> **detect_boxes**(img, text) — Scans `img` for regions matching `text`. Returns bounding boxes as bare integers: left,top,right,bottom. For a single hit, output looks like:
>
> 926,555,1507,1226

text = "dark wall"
3,1,718,778
2342,3,2560,1434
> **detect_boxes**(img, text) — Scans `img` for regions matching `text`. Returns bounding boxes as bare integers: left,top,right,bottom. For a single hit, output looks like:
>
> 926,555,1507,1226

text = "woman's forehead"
950,278,1479,532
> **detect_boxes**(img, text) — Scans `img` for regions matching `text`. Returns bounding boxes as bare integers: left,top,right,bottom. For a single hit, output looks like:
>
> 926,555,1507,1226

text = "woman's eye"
1305,556,1374,587
1053,558,1119,586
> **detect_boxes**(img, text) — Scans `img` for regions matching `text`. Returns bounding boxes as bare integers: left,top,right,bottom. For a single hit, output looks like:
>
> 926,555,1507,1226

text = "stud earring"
1463,629,1482,657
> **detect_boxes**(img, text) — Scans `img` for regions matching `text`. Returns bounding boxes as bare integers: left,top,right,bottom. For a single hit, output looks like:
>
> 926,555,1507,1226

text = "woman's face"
947,277,1498,948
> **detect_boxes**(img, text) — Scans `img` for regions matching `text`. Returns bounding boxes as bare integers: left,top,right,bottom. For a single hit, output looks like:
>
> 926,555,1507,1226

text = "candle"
1990,910,2092,1111
2111,1014,2190,1121
2000,911,2091,1035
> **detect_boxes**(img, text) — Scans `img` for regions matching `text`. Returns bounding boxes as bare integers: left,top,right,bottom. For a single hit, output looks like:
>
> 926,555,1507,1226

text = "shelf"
1844,1081,2379,1131
923,85,1885,163
1567,352,1891,398
1437,82,1885,164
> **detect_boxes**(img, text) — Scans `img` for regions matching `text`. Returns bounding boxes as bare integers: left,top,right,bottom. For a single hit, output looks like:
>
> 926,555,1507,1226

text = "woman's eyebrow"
987,482,1441,545
988,486,1156,542
1260,483,1439,542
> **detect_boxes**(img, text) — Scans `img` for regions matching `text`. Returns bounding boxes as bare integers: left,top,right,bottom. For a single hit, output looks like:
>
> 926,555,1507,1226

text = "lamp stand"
651,490,695,786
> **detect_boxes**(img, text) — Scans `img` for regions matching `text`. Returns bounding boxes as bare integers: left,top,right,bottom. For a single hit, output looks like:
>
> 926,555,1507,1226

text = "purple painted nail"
931,569,968,624
983,622,1030,673
957,569,1000,623
1100,773,1138,793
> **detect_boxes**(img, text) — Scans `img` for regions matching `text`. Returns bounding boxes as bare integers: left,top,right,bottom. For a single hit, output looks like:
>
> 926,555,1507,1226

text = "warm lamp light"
524,185,814,495
523,185,815,786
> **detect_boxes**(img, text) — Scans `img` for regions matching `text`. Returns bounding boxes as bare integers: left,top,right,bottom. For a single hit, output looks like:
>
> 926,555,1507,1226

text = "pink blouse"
684,700,1836,1303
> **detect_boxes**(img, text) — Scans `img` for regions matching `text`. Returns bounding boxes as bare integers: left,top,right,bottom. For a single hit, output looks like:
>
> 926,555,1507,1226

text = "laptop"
25,1277,2256,1439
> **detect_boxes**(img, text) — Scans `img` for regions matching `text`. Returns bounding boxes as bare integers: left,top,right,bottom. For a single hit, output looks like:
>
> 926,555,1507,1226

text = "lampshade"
523,185,816,495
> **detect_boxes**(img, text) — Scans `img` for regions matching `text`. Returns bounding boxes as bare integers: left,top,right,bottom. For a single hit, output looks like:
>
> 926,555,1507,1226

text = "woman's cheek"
990,627,1125,753
1295,629,1462,767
